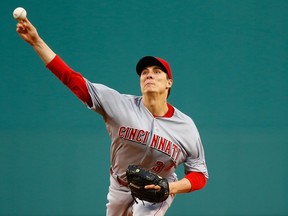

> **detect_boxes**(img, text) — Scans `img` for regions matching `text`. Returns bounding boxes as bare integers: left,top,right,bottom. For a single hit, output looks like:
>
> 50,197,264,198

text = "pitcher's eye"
141,70,148,75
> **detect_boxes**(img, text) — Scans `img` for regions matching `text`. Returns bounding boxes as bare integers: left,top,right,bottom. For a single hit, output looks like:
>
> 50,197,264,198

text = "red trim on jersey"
46,56,92,106
154,103,174,118
185,172,207,191
164,103,174,117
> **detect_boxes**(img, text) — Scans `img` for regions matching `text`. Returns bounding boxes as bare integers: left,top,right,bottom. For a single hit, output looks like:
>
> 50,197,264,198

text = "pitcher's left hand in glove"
126,165,170,203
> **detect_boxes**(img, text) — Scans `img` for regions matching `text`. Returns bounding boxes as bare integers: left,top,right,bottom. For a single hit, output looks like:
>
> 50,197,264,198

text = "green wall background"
1,0,287,215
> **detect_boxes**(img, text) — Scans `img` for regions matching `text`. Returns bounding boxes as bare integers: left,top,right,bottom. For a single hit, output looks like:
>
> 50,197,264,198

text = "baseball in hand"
13,7,27,20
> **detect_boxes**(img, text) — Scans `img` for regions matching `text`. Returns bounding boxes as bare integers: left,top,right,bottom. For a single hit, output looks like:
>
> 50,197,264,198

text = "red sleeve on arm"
46,55,92,107
185,172,207,192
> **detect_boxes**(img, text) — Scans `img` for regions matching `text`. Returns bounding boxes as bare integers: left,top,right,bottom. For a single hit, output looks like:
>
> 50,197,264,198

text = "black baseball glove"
126,165,170,203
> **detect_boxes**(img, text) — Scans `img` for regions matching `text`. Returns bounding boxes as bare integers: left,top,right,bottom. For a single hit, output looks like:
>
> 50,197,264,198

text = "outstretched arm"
16,18,92,106
16,18,56,65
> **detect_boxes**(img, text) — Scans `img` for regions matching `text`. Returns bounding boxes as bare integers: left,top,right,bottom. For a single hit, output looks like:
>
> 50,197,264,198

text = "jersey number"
151,161,165,173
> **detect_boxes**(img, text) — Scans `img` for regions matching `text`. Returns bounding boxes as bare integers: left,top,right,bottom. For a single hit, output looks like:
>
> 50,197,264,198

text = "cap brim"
136,56,167,76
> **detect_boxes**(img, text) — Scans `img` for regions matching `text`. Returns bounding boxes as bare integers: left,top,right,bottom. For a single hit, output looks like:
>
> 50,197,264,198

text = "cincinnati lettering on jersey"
118,126,181,162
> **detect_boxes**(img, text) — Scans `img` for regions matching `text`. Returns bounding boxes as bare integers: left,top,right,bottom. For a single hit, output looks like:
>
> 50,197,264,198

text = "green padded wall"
1,0,287,215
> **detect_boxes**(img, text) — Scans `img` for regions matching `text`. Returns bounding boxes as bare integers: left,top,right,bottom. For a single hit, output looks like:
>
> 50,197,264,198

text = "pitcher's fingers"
145,185,161,190
24,18,37,33
16,25,24,33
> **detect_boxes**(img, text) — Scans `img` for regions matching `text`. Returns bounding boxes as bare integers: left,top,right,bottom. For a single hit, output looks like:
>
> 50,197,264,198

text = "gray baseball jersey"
85,80,208,182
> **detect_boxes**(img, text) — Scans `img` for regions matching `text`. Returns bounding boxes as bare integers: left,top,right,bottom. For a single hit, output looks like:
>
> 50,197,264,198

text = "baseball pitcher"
15,17,208,216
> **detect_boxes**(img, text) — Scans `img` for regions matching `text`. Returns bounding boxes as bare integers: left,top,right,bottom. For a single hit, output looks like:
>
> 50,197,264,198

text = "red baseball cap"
136,56,172,79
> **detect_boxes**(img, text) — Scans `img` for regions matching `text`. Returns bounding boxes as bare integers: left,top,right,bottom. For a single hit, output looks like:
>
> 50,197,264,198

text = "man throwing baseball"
16,17,208,216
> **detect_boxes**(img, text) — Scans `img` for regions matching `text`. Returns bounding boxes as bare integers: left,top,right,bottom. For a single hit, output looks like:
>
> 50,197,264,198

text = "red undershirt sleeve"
46,55,92,107
184,172,207,192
